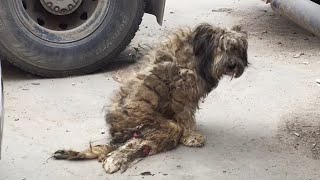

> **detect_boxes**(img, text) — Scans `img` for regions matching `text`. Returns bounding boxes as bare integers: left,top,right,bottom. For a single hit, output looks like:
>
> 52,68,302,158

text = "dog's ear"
193,23,216,56
192,23,222,91
231,25,248,38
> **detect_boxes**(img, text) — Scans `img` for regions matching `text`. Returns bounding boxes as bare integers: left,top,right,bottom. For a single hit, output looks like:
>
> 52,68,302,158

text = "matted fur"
53,23,249,173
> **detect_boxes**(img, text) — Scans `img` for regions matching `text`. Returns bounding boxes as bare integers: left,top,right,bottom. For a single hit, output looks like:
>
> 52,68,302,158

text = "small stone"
300,61,309,65
293,52,304,58
223,170,227,173
140,172,153,176
14,118,19,121
316,79,320,87
170,11,175,14
163,173,168,176
66,130,70,132
72,83,76,86
261,30,268,35
294,132,300,137
31,83,40,85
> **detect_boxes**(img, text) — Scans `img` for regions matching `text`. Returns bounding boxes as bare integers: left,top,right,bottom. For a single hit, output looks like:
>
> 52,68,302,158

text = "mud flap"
145,0,166,25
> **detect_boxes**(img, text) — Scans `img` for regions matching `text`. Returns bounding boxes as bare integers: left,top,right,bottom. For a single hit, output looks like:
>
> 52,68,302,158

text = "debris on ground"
211,8,233,13
261,30,268,35
294,132,300,137
14,118,19,121
316,79,320,86
72,83,76,86
100,129,105,134
31,83,40,85
140,171,154,176
278,113,320,159
293,52,304,58
300,61,309,65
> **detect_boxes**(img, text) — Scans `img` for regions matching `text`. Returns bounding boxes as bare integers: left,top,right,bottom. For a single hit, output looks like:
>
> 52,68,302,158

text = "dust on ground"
277,110,320,160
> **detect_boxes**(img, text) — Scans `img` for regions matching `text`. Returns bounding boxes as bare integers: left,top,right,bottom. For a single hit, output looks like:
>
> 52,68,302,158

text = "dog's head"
192,23,248,84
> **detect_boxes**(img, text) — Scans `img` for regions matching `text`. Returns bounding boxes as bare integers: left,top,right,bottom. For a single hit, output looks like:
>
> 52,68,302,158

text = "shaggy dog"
53,23,249,173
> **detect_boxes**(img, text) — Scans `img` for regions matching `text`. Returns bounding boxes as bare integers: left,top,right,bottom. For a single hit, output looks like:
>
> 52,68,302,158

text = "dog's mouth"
224,63,244,78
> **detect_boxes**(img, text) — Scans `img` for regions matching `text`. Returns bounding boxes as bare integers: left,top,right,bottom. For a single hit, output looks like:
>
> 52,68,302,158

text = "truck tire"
311,0,320,4
0,0,144,77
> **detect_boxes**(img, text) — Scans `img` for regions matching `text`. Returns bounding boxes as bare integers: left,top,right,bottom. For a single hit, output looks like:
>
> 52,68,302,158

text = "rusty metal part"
40,0,82,15
270,0,320,37
145,0,166,25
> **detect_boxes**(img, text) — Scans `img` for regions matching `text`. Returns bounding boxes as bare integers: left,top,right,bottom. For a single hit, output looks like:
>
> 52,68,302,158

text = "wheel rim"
14,0,110,43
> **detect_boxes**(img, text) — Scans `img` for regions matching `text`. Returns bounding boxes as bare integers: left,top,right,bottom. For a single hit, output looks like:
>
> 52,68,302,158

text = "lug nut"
46,2,53,7
68,4,74,10
54,6,60,12
61,9,67,14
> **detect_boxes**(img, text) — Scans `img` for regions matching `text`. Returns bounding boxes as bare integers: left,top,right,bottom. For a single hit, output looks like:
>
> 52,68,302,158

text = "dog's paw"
181,133,206,147
52,150,80,160
103,151,129,174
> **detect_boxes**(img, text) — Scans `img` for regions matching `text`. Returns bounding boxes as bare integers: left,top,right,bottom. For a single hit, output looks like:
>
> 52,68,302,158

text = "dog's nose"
227,64,236,70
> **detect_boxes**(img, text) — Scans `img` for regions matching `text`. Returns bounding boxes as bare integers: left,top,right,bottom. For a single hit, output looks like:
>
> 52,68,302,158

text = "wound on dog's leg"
53,144,115,161
103,139,154,173
103,121,183,173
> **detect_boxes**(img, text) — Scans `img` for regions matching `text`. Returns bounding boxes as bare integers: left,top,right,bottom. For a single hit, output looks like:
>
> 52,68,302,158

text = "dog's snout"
227,64,236,70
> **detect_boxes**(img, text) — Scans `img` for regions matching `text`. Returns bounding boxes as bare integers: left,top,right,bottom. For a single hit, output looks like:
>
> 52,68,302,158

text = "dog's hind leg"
103,121,182,173
53,144,115,162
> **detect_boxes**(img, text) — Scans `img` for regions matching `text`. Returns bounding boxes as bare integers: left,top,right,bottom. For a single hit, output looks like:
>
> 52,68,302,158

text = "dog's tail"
52,144,116,162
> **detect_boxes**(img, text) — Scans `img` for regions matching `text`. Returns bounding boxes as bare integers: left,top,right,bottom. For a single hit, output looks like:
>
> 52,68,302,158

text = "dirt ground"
1,0,320,179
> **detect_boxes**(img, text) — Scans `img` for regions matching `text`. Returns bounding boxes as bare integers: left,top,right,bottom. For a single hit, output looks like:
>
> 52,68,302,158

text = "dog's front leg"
180,130,206,147
175,114,206,147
